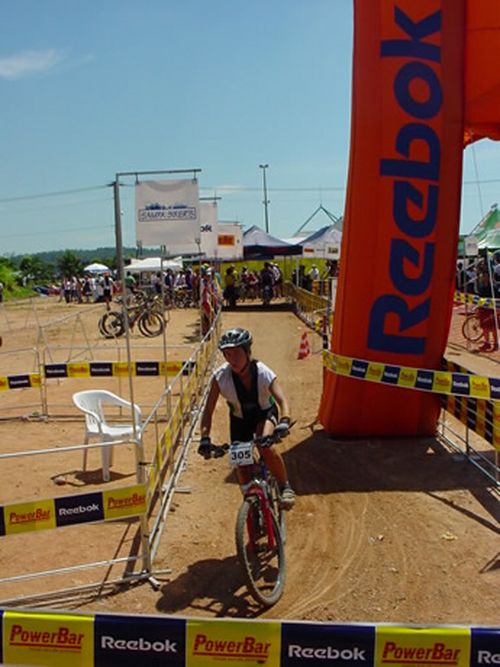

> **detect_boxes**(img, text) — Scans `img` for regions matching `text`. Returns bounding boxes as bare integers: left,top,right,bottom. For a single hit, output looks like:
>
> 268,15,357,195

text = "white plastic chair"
72,390,142,481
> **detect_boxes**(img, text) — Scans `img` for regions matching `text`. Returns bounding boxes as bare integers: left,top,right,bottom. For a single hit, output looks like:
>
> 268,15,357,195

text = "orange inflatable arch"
320,0,500,437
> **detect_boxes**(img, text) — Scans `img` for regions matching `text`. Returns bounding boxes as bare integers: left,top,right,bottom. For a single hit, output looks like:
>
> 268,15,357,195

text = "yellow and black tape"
0,607,496,667
0,484,147,537
454,290,499,310
323,350,500,401
0,360,196,391
0,373,41,391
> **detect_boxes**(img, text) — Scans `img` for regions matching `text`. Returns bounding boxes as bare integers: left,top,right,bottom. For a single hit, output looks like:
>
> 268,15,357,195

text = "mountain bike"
98,302,165,338
202,431,288,607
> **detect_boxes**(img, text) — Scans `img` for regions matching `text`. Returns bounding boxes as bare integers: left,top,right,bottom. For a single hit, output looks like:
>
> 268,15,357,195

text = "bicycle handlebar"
199,424,294,460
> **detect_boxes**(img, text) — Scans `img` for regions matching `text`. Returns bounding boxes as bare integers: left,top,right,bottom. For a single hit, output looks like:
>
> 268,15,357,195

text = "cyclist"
199,327,296,509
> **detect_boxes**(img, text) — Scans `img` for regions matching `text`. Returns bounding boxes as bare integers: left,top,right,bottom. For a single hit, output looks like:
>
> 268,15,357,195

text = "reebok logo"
101,635,177,653
58,503,100,516
289,644,367,660
478,651,500,664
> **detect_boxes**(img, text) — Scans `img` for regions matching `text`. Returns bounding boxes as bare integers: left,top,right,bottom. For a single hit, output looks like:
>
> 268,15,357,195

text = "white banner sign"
135,179,200,254
216,221,243,259
199,201,218,258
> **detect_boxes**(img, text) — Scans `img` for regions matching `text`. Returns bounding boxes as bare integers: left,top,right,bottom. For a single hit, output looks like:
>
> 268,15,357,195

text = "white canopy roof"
126,256,183,273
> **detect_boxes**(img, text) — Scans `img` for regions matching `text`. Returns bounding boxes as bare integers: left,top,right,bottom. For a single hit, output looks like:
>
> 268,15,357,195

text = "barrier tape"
0,484,146,537
0,608,496,667
323,350,500,401
454,290,500,310
0,360,195,392
442,360,500,449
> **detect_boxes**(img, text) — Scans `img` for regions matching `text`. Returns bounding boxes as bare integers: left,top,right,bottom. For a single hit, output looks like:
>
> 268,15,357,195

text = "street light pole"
259,163,270,233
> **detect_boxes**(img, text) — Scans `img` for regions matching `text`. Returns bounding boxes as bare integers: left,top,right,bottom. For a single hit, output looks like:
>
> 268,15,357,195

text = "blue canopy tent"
243,225,303,258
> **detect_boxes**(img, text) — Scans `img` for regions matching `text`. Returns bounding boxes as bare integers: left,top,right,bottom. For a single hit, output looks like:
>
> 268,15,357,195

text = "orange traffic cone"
297,331,311,359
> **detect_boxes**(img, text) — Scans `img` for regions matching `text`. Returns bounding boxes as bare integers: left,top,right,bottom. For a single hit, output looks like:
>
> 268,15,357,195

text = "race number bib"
229,441,254,467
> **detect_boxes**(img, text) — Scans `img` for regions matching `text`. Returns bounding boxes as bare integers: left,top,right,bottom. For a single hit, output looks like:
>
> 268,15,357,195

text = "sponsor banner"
160,360,184,377
135,361,160,377
103,484,147,520
216,221,244,259
55,491,104,527
67,362,90,378
187,618,281,666
3,498,56,535
44,363,68,378
8,373,36,389
200,201,219,257
136,178,200,253
0,508,5,536
113,362,135,377
471,627,500,667
95,613,185,667
282,622,375,666
375,626,470,667
3,610,93,667
90,362,114,377
323,351,499,401
0,375,8,391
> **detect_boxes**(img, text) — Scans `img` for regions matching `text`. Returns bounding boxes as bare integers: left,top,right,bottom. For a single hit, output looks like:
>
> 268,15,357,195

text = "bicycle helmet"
218,327,253,351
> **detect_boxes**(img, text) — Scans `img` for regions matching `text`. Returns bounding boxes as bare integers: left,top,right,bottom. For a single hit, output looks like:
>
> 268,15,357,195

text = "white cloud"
0,49,65,80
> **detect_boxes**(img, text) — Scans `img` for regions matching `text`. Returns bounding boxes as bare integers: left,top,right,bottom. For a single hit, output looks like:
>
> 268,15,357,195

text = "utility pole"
259,164,270,233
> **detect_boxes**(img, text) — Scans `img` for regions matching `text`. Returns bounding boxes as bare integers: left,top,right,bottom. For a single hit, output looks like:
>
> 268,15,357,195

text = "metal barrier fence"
0,310,221,607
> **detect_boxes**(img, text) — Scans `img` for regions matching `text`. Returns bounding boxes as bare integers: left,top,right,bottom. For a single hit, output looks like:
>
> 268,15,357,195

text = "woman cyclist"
199,327,296,509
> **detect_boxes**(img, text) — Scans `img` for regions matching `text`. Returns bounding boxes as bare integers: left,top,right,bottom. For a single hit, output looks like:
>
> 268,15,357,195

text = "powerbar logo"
9,624,83,651
381,642,460,665
193,634,270,660
289,644,366,660
101,635,177,653
9,508,50,525
107,493,145,510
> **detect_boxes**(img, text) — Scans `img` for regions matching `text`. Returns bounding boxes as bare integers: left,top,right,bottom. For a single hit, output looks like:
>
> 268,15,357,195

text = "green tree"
18,255,53,283
57,250,83,278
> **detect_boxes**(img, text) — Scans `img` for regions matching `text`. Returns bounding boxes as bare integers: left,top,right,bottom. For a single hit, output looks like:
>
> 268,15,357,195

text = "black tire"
138,311,165,337
99,311,125,338
235,497,285,607
269,477,286,544
462,314,483,342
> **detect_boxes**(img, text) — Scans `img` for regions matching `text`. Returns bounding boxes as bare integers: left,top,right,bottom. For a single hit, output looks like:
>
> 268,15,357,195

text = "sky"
0,0,499,256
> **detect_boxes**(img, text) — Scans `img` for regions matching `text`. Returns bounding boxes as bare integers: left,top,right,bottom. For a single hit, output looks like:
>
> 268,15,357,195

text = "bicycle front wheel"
462,314,483,342
99,311,125,338
235,497,285,607
138,311,165,337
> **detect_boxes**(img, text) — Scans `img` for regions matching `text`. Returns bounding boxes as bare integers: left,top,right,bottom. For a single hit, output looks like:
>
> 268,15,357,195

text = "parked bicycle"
200,429,290,607
98,301,165,338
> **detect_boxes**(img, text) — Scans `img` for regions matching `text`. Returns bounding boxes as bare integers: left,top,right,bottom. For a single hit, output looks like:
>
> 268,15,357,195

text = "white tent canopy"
84,262,110,274
300,225,342,258
126,256,183,273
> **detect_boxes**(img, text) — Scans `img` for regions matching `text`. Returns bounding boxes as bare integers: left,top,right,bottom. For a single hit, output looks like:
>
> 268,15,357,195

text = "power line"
0,184,109,204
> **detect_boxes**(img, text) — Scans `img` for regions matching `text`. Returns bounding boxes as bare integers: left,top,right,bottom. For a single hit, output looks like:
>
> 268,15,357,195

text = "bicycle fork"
245,488,276,551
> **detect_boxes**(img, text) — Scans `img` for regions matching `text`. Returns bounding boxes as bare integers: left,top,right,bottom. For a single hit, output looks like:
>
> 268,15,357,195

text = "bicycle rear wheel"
235,497,285,607
99,311,125,338
138,311,165,337
462,314,483,342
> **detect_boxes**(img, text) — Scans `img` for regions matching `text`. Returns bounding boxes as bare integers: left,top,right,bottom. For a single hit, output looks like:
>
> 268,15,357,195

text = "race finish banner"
199,201,218,258
135,179,200,255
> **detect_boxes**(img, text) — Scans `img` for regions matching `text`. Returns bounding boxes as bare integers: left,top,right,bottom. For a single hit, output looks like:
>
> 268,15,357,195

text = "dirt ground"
0,297,498,626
